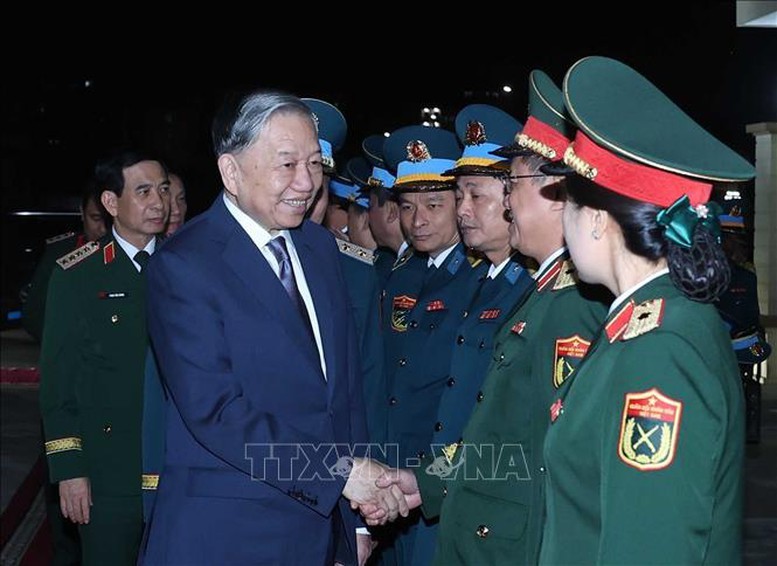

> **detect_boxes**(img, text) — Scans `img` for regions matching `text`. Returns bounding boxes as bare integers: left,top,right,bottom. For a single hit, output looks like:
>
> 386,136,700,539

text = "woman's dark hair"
567,174,730,303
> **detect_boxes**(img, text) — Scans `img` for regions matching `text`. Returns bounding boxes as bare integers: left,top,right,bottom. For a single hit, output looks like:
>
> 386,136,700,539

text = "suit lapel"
220,218,322,372
291,229,336,391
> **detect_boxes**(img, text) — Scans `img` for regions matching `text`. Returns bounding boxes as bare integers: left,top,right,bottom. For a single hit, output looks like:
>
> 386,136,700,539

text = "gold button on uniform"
103,424,112,433
476,525,490,538
111,314,119,324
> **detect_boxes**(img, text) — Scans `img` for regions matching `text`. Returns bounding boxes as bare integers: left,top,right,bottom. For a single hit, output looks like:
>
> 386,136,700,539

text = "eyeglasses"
502,173,546,194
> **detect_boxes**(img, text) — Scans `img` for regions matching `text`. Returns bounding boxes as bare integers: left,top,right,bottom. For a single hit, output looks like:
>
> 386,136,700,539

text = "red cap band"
565,132,712,207
518,116,572,162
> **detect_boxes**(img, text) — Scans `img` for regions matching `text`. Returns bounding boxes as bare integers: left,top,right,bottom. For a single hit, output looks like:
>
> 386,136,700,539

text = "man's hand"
342,458,409,523
359,468,423,526
59,477,92,524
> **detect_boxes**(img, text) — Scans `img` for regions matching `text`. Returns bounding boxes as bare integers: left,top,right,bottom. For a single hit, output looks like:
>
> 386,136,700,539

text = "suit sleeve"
147,249,347,516
39,267,86,482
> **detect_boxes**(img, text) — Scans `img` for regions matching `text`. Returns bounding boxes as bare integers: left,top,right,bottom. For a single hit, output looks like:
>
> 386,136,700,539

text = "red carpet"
0,455,52,565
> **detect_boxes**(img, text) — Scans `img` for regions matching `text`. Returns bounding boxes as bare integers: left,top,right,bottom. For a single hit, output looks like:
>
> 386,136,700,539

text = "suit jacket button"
417,450,425,459
399,358,407,367
462,310,469,318
103,424,112,434
498,352,505,361
447,377,456,387
429,323,436,330
476,391,484,402
389,397,398,406
476,525,490,538
442,486,448,497
111,314,119,324
409,320,418,329
479,340,486,349
434,422,443,432
456,335,465,345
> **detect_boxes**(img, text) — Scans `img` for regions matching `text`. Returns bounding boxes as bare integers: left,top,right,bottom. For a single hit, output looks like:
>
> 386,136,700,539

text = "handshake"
342,458,422,525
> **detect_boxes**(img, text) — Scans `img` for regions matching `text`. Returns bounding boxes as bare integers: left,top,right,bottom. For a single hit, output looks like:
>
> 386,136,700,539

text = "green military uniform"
40,235,150,565
417,250,608,565
22,231,85,342
540,274,744,564
21,231,87,565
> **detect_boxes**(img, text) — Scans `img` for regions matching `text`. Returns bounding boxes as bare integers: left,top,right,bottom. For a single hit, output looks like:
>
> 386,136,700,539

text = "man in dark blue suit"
140,90,405,565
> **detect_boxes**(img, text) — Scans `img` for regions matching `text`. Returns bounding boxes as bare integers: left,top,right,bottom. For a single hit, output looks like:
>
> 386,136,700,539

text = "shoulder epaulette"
56,241,100,270
467,249,485,268
552,260,579,291
337,239,375,265
622,298,665,340
46,231,76,245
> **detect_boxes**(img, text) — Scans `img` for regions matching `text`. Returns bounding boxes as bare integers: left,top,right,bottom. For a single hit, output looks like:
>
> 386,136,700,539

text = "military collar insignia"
536,258,563,292
445,248,467,275
503,261,524,285
103,241,116,264
605,300,635,342
553,334,591,388
336,239,375,265
46,231,75,245
618,388,682,471
392,248,414,271
56,241,100,270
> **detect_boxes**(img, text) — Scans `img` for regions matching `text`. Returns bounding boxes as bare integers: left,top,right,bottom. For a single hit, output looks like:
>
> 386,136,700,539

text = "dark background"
2,4,775,217
1,4,775,319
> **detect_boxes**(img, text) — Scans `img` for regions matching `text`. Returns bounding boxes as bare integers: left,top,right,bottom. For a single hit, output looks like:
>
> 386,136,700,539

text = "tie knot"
266,236,290,263
134,250,151,271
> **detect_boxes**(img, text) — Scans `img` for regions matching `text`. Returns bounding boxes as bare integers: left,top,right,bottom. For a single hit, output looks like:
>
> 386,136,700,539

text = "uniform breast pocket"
450,486,530,562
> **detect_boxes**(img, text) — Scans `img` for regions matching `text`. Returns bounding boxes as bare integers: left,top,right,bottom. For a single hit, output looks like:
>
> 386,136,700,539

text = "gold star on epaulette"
56,241,100,270
622,299,665,340
552,260,578,290
337,239,375,265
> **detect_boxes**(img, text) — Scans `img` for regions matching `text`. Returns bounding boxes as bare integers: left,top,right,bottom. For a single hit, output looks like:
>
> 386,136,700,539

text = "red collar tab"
605,300,635,343
536,259,563,292
564,132,712,207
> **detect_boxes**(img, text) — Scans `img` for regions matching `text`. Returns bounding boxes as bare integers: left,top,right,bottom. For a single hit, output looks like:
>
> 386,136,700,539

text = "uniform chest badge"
391,295,417,332
98,291,129,299
510,321,526,335
553,334,591,388
550,398,563,423
426,299,446,312
479,308,500,320
618,388,682,471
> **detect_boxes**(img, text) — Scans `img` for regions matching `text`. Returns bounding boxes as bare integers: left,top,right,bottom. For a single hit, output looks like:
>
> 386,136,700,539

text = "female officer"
540,56,755,564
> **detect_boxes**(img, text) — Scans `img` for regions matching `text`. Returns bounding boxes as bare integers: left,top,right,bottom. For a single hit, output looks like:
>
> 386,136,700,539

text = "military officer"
408,103,535,565
39,149,170,565
303,97,350,235
22,188,107,342
365,70,610,566
380,124,487,564
24,187,106,566
715,200,772,442
361,133,407,287
539,56,753,564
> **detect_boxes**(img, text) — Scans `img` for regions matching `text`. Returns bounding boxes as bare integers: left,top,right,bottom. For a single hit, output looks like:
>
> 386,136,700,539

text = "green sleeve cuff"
416,459,447,519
